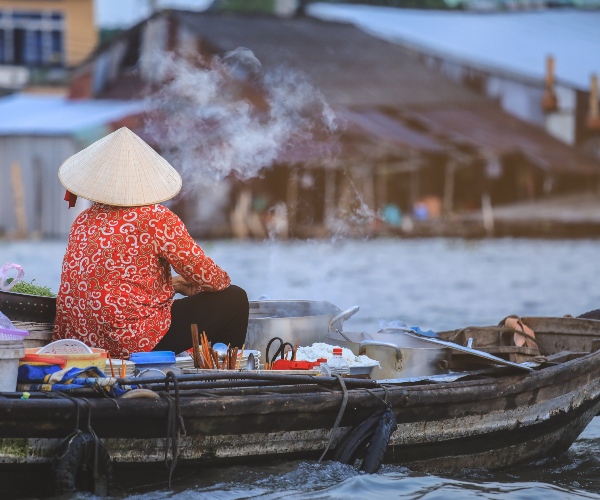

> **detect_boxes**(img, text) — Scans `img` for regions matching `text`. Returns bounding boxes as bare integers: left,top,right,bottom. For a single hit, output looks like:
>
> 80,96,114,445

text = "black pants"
152,285,249,354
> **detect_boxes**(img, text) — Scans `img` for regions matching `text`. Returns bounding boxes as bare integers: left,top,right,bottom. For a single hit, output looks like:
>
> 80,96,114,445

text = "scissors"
265,337,294,369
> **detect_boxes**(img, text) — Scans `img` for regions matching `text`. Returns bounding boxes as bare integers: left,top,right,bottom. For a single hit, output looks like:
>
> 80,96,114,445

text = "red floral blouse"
53,203,230,358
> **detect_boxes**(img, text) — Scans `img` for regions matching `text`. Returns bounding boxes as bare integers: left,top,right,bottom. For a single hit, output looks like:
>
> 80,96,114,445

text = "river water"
1,237,600,498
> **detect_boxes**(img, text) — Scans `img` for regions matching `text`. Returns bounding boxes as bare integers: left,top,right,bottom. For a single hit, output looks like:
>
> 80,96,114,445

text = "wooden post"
443,160,456,215
542,55,558,113
409,163,420,210
588,73,600,129
376,165,387,213
10,162,27,239
323,167,336,228
287,167,298,231
362,167,375,210
481,192,494,236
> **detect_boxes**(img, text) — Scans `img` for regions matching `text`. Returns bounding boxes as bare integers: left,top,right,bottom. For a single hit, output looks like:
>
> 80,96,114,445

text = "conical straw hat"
58,127,182,207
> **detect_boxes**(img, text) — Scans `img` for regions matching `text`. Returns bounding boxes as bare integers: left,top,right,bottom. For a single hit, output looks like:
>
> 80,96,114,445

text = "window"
0,10,64,67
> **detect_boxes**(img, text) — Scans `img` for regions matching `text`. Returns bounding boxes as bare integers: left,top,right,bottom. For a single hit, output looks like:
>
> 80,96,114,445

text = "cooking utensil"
360,339,452,380
236,344,245,369
246,353,256,370
213,343,228,360
245,300,359,356
324,330,369,355
265,337,294,369
403,330,533,372
191,324,201,368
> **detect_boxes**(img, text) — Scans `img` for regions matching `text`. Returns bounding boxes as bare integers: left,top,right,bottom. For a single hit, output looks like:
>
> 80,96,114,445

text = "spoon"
246,353,256,371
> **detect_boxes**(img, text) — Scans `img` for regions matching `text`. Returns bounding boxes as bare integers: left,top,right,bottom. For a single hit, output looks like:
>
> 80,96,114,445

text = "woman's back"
53,203,229,357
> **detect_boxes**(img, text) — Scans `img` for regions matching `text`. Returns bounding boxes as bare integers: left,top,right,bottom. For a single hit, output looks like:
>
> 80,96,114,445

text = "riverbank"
2,193,600,241
300,193,600,240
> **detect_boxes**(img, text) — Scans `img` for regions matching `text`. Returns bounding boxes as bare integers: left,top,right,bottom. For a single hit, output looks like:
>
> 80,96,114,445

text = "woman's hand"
171,275,198,296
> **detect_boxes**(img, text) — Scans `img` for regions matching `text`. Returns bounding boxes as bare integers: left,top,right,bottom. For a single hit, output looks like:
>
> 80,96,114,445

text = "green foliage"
7,279,56,297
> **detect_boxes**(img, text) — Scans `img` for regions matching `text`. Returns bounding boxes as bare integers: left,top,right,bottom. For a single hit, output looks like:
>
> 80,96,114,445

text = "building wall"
0,135,91,238
416,50,580,146
0,0,97,67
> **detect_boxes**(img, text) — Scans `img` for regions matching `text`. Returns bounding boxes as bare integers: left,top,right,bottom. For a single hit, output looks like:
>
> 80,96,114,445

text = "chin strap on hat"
64,190,77,209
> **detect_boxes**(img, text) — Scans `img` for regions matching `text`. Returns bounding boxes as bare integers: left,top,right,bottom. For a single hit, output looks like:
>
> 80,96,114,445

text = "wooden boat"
1,294,600,495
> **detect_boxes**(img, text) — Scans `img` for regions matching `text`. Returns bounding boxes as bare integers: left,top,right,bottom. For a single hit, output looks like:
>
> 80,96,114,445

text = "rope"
160,372,186,487
81,397,100,482
364,387,389,408
318,374,348,463
160,393,178,487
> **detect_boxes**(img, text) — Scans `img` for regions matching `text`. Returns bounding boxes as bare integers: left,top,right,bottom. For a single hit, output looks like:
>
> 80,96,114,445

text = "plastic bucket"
0,340,25,392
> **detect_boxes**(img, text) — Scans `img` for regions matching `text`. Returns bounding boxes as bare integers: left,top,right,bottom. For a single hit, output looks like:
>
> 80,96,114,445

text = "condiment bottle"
323,348,349,376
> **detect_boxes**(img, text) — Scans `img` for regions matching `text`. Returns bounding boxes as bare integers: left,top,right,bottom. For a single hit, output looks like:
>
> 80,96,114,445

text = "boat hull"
1,347,599,471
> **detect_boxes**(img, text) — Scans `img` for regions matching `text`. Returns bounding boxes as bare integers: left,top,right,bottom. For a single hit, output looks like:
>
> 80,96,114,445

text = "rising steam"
143,48,338,192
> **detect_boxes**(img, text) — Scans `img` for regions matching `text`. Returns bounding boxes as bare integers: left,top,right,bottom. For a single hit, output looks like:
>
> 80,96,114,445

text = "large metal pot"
244,300,359,356
359,332,452,380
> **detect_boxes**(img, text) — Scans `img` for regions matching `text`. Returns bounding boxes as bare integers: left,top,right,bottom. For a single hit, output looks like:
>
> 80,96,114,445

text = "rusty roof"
337,108,447,154
172,10,487,109
406,105,600,174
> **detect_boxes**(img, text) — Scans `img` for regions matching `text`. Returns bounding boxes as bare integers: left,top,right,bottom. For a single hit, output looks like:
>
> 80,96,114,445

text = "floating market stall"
1,290,600,497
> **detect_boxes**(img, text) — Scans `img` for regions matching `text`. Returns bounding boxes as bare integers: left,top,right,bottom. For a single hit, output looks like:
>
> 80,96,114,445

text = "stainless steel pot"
359,332,452,380
244,300,359,356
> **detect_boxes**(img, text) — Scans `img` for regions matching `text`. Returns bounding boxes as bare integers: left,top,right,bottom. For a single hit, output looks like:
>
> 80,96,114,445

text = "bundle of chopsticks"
223,345,240,370
191,324,245,370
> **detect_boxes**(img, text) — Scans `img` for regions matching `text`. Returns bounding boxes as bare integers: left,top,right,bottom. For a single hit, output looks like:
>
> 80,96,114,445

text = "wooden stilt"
10,162,27,239
443,160,456,215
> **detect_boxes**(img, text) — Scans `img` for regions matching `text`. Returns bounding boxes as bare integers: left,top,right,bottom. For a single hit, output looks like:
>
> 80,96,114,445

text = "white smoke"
143,48,338,192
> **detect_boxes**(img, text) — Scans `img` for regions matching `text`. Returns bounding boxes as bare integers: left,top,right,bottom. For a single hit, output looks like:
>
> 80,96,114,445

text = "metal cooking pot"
359,333,452,380
244,300,359,356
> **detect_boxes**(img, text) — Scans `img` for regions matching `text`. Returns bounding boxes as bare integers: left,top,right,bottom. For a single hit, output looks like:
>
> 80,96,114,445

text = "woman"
52,127,249,358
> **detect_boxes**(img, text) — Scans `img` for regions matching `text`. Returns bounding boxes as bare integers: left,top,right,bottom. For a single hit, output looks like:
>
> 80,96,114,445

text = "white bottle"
324,347,350,376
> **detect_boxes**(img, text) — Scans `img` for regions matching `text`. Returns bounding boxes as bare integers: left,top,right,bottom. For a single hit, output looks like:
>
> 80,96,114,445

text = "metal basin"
359,334,452,380
244,300,359,356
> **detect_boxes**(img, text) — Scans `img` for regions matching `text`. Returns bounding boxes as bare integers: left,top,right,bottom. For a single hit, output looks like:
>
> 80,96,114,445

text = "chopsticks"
236,344,245,369
190,324,245,370
191,325,239,370
191,324,203,369
107,353,116,378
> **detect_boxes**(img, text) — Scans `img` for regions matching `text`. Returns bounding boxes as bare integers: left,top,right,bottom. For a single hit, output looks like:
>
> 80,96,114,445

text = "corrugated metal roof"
308,5,600,90
173,11,487,109
338,108,448,153
407,105,600,173
0,94,146,136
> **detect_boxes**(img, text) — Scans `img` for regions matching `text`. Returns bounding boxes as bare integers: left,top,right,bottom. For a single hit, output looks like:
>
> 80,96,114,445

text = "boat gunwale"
0,347,598,425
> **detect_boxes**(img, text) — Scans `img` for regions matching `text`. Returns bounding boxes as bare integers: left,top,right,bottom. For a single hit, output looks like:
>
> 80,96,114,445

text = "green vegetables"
6,278,56,297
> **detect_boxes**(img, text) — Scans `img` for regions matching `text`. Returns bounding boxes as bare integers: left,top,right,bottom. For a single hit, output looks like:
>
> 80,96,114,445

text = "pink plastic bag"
0,263,24,292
